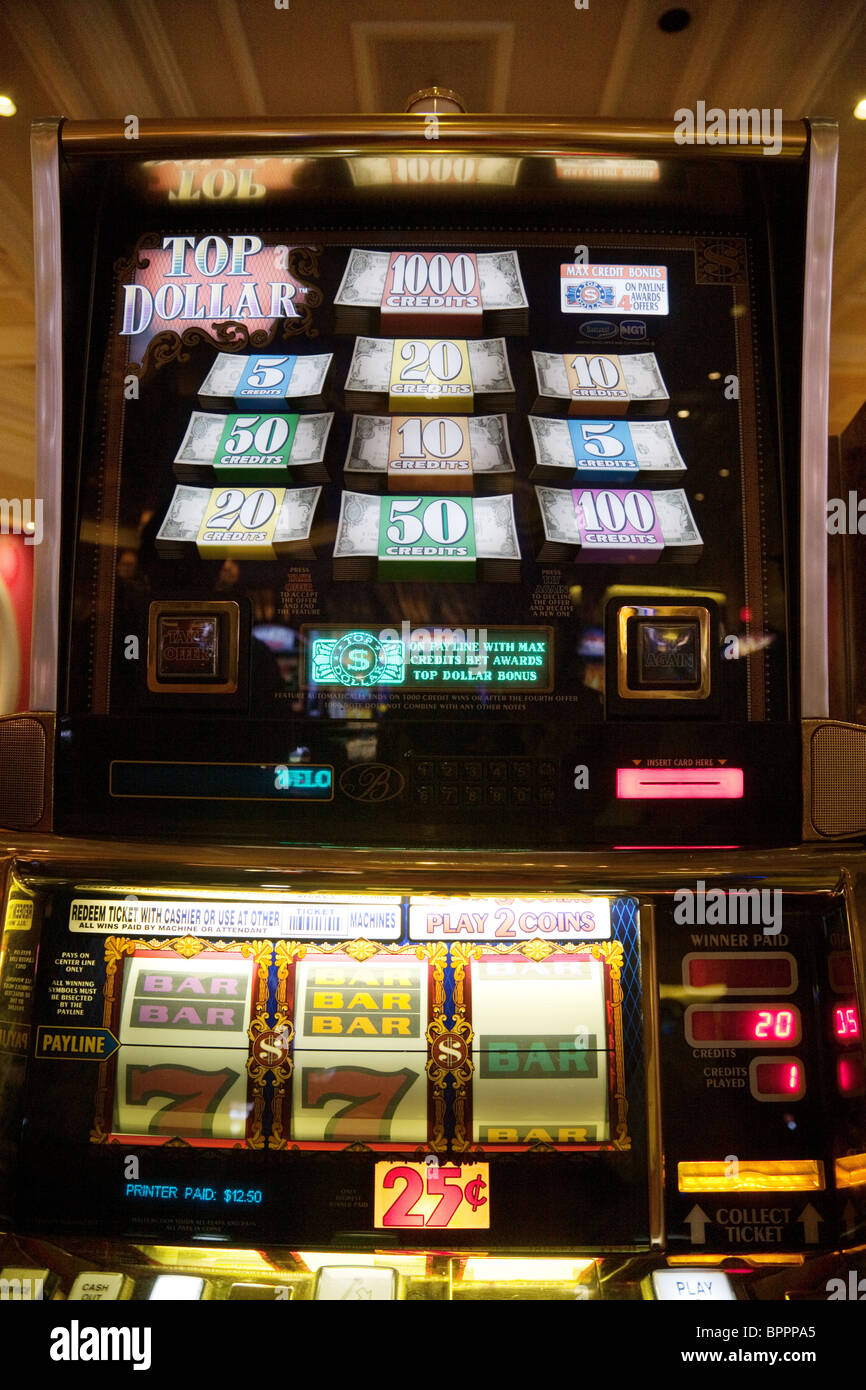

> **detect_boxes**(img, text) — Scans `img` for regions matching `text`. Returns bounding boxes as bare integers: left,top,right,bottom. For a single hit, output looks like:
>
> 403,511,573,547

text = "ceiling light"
0,96,16,117
854,98,866,121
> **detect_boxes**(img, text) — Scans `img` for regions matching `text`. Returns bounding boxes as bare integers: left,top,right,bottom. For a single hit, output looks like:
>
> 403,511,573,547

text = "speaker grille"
810,724,866,837
0,717,47,829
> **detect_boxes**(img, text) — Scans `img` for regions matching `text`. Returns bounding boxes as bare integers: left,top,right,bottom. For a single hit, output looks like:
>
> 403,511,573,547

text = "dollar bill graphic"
344,337,515,395
156,483,321,557
535,485,702,561
334,492,517,558
333,490,521,580
528,417,686,477
199,352,332,401
176,411,333,468
334,249,528,310
344,415,515,475
532,351,669,405
333,491,381,556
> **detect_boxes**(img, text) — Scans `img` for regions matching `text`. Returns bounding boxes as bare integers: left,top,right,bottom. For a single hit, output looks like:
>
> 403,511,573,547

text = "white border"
29,120,63,711
800,120,838,718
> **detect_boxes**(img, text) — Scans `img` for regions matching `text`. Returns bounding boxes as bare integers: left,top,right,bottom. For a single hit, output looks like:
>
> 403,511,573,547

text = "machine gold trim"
58,116,809,160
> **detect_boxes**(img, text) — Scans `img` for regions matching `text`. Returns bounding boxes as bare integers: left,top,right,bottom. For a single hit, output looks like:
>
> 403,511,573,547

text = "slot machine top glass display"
29,115,829,851
0,114,864,1303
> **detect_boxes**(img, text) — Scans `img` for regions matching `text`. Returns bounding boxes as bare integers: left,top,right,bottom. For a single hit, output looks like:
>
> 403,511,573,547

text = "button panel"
412,757,558,808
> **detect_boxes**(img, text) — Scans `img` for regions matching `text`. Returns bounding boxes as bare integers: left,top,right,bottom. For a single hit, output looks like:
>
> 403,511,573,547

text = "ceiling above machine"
0,0,865,499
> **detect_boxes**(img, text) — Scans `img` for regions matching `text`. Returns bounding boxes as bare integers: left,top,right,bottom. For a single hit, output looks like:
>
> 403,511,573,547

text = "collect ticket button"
68,1272,134,1301
647,1269,737,1301
313,1267,402,1301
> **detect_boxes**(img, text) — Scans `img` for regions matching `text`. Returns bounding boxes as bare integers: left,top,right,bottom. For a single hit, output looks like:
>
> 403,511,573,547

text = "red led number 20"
754,1009,794,1040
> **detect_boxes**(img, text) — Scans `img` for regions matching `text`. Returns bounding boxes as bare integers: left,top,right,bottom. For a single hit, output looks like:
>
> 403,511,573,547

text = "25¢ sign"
374,1161,490,1229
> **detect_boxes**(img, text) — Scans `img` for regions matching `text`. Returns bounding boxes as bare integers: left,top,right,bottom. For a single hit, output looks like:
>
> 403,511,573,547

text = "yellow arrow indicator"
35,1026,120,1061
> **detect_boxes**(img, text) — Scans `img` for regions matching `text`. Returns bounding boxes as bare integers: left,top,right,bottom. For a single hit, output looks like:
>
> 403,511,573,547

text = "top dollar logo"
567,281,615,308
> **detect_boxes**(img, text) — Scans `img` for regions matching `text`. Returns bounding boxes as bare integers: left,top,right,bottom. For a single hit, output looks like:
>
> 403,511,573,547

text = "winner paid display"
0,112,864,1305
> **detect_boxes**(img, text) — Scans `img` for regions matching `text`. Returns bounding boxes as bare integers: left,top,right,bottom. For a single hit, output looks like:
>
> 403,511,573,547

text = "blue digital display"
125,1184,263,1205
110,762,333,801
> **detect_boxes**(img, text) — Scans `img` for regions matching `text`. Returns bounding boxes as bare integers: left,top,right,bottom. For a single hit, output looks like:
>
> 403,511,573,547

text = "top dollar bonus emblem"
561,264,669,316
566,280,615,310
310,630,405,687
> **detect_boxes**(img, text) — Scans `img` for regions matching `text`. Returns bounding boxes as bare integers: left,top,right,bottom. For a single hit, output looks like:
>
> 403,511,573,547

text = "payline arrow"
35,1026,120,1061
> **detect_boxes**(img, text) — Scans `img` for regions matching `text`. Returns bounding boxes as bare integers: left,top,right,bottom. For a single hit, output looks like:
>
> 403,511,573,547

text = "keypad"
412,757,558,808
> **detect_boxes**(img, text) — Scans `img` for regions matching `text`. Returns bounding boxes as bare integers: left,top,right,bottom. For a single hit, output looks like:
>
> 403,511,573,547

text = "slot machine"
0,109,864,1308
